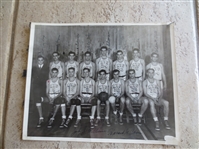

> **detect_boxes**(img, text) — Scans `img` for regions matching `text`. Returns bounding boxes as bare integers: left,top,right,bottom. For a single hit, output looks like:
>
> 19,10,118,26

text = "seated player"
108,69,125,125
95,70,111,126
63,67,80,128
47,68,66,128
113,50,129,80
49,52,65,79
65,51,79,78
79,68,97,128
143,68,170,130
79,51,95,80
125,69,148,125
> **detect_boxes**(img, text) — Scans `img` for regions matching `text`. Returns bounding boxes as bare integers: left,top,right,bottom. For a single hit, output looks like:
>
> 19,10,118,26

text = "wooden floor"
27,102,175,141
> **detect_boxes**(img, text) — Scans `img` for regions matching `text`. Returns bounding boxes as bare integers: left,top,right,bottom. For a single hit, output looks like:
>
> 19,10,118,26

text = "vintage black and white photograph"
23,23,178,144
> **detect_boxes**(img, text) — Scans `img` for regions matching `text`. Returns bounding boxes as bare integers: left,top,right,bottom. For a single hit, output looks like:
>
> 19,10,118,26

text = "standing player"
32,55,49,127
65,51,79,78
49,52,65,79
96,46,112,80
47,68,66,128
129,48,145,81
125,69,149,125
143,68,170,130
95,70,111,126
108,70,125,125
146,52,167,89
79,51,95,80
79,68,97,128
113,50,129,80
63,67,80,128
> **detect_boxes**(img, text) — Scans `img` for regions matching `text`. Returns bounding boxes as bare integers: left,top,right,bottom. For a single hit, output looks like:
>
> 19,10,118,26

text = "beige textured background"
1,0,198,148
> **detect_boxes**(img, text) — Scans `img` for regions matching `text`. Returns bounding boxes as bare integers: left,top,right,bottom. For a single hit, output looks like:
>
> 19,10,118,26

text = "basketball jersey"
51,61,63,78
111,79,122,97
81,79,94,94
114,60,127,76
147,63,162,80
66,61,78,77
146,79,158,98
130,59,143,77
65,79,78,97
49,79,61,98
98,57,110,73
82,62,93,78
97,80,109,94
128,79,140,94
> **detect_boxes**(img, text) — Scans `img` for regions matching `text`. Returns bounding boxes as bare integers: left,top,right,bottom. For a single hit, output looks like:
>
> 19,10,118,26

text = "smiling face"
99,71,106,80
68,68,75,77
85,53,91,61
51,69,58,78
132,50,139,59
37,57,44,65
53,53,59,61
83,69,90,78
147,69,154,79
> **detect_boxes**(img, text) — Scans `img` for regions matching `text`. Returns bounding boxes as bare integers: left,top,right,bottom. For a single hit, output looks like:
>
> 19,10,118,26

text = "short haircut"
37,55,44,59
84,51,91,56
51,68,58,72
151,52,159,57
128,69,135,74
83,67,90,72
98,69,106,74
133,48,140,53
68,67,75,71
52,51,60,56
117,50,123,54
147,68,155,73
100,46,108,51
113,69,120,74
68,51,76,56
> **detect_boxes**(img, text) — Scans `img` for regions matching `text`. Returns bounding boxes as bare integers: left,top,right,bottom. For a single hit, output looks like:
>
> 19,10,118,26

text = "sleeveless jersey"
147,63,162,81
82,79,93,94
130,59,143,77
114,60,127,76
128,79,140,94
82,62,93,78
146,79,158,98
97,80,109,94
111,79,122,97
51,61,63,78
65,79,78,97
66,61,78,77
98,57,110,73
49,79,61,98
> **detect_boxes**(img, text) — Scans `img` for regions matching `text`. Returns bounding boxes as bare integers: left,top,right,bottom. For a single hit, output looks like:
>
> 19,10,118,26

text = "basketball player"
96,46,112,80
65,51,79,78
108,69,125,125
79,51,95,80
146,52,167,89
143,68,170,130
63,67,80,128
113,50,129,80
49,52,65,79
129,48,145,81
79,68,97,128
125,69,149,125
33,55,49,127
46,68,66,128
95,70,111,126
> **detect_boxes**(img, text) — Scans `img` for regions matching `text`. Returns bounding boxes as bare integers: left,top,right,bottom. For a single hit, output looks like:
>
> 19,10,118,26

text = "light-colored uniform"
48,79,61,99
146,79,159,98
113,60,128,80
81,62,93,78
130,59,143,80
66,61,78,78
111,79,122,97
81,79,94,98
65,79,78,98
97,57,110,80
97,80,109,94
51,61,63,78
127,79,140,98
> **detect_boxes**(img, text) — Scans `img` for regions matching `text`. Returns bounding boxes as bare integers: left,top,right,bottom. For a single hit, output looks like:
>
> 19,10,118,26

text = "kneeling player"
109,69,125,125
63,67,80,128
95,70,111,126
79,68,97,128
143,68,170,130
125,69,148,125
47,68,66,128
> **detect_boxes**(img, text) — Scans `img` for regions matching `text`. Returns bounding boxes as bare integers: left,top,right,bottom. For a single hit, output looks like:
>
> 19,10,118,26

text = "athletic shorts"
41,96,65,105
97,92,109,103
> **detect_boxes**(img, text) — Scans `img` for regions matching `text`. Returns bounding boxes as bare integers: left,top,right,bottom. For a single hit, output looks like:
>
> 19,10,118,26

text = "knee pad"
71,99,76,105
109,96,116,103
75,99,81,105
91,98,97,106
